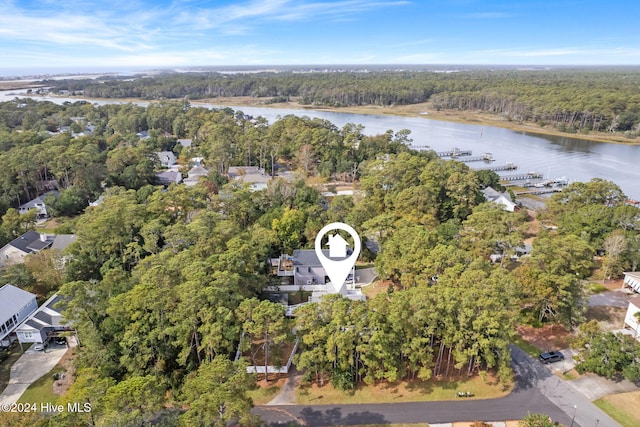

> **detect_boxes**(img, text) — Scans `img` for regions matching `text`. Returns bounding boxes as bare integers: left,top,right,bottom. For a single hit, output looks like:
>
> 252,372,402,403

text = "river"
2,90,639,200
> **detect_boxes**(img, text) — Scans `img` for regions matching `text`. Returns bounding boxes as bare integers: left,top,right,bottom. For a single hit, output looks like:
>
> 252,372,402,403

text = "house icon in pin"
327,234,349,258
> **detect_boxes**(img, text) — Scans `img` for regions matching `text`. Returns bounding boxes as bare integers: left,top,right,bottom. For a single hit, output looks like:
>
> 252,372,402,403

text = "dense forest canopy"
41,68,640,137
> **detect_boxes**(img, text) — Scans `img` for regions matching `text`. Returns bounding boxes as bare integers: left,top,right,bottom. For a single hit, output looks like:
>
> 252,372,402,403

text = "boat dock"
457,153,494,163
515,188,563,196
476,162,518,172
501,172,544,181
436,148,472,157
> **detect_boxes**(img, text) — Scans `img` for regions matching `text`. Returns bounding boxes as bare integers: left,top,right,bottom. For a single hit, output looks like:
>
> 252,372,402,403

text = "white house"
482,187,518,212
622,271,640,293
623,294,640,338
18,190,59,218
156,151,177,167
0,231,54,267
15,293,69,345
0,284,37,347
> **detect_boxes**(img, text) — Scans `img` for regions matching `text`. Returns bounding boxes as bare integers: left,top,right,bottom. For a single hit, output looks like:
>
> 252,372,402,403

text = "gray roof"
187,165,209,177
228,166,264,177
291,249,350,266
34,310,54,326
46,294,67,312
6,230,45,253
177,138,192,147
156,171,181,182
52,234,77,251
25,319,44,330
26,239,53,252
17,293,67,332
19,190,59,210
0,284,36,323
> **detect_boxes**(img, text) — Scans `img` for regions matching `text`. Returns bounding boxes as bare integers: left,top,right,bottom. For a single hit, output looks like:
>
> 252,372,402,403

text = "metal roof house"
0,284,37,347
15,293,69,345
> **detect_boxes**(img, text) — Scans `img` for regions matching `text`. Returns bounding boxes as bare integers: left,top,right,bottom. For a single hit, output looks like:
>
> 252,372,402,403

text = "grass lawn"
585,282,609,295
594,391,640,427
0,343,30,394
247,382,282,405
296,375,512,405
18,365,66,404
512,336,542,358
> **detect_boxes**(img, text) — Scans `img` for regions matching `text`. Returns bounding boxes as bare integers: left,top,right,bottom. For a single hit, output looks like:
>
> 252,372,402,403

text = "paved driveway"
355,268,377,286
0,345,68,405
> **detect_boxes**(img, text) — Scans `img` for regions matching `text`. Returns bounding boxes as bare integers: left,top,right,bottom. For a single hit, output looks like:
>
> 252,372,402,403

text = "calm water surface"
2,90,639,200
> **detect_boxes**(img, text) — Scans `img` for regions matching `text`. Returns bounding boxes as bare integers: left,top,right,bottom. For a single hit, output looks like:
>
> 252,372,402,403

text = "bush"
331,371,354,391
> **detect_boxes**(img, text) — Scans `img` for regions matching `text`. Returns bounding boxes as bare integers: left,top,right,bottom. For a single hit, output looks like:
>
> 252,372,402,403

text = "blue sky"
2,0,640,74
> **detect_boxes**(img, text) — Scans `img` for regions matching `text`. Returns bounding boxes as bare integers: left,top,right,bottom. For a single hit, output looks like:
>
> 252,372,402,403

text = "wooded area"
42,68,640,137
1,98,639,425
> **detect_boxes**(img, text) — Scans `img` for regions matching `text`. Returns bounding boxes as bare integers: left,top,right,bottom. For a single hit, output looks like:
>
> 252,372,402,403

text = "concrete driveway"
355,268,377,287
0,344,68,405
569,374,639,401
541,347,639,401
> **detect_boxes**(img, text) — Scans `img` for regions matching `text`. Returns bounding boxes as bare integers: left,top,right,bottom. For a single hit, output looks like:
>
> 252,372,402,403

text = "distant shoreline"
192,96,640,146
4,84,639,145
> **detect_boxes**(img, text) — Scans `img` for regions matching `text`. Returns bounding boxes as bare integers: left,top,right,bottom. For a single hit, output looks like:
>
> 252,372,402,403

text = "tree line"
42,68,640,137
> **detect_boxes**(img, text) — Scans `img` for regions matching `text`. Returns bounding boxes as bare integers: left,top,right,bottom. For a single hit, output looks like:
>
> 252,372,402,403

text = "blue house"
0,284,37,348
15,293,69,346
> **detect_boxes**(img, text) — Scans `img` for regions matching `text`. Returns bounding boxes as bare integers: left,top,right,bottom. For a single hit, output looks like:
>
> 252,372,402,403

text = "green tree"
518,412,556,427
238,298,289,380
271,207,306,253
179,357,254,427
102,375,166,426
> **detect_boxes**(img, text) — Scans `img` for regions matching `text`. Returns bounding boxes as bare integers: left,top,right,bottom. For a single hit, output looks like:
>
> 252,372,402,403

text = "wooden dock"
515,188,563,196
436,148,472,157
457,153,494,163
476,162,518,172
501,172,543,181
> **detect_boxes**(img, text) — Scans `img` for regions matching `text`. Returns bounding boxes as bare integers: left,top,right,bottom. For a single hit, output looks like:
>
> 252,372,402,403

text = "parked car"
539,351,564,364
33,342,47,351
54,337,66,345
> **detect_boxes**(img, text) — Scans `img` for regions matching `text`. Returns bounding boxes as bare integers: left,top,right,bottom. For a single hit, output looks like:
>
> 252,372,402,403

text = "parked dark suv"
538,351,564,364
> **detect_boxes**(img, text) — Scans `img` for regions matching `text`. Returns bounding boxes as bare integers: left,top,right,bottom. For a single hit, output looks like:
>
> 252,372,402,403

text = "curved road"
252,346,620,427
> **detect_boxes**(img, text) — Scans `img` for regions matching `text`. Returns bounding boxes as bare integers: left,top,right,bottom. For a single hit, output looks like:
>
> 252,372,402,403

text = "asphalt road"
252,345,621,427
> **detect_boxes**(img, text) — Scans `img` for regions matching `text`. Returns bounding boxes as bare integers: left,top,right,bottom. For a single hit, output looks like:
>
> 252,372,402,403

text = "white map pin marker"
315,222,361,295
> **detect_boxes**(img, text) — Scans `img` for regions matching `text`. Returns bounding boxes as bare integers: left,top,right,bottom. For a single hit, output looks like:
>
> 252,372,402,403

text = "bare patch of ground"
585,306,626,330
361,279,394,299
52,349,75,396
516,324,572,351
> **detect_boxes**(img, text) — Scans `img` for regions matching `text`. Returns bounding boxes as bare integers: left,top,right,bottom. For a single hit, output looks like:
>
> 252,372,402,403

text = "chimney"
40,233,47,243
